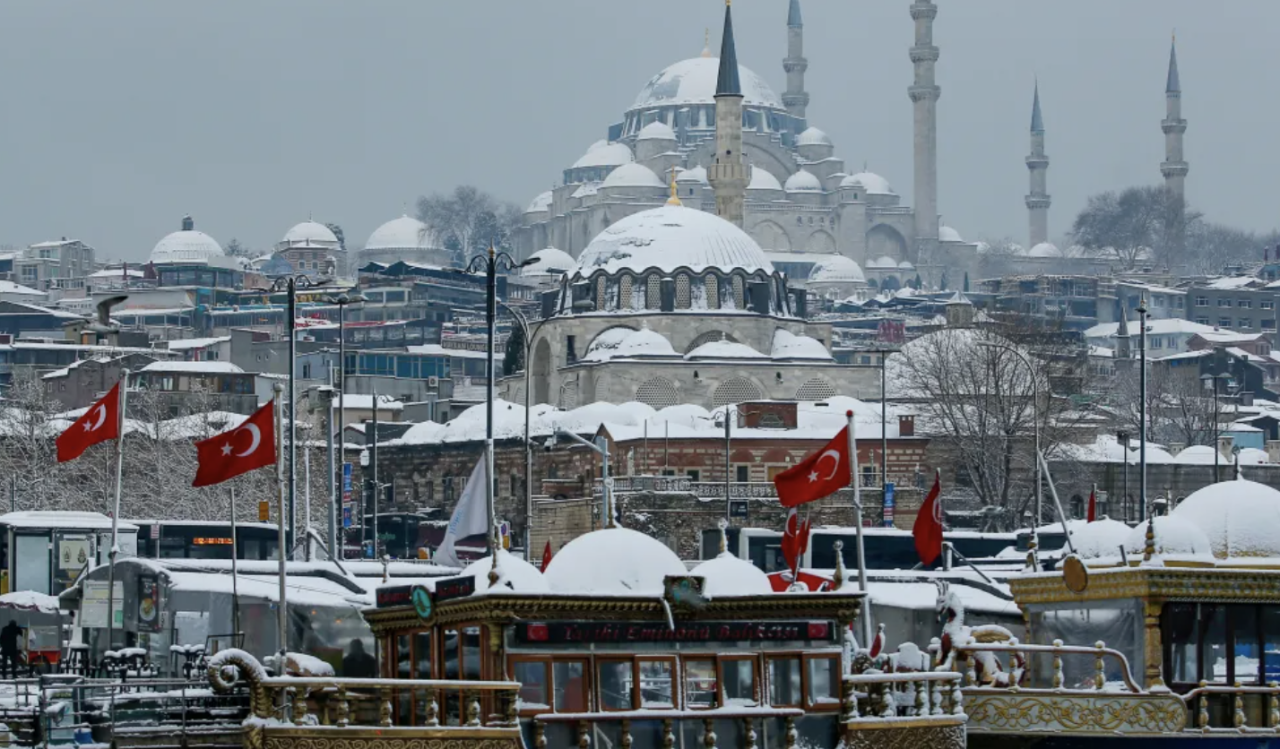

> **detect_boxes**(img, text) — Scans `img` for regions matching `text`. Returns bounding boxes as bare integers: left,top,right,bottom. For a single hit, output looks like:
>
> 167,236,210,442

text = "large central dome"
574,205,774,276
630,57,782,112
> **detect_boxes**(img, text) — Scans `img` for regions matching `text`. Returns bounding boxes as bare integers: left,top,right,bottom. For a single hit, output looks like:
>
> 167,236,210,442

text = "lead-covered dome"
572,141,634,170
630,57,782,112
602,163,664,190
281,221,338,248
151,225,223,264
807,255,866,284
841,172,896,195
522,247,575,277
1171,479,1280,559
366,216,433,251
543,527,687,595
574,205,774,276
784,170,823,193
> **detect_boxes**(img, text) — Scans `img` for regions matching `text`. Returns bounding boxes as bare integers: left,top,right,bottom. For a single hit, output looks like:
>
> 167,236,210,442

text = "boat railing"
843,670,966,722
533,707,805,749
252,675,522,728
954,639,1143,693
1181,682,1280,733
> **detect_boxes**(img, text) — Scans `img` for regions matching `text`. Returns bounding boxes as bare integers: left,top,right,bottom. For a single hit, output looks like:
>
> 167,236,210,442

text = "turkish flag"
56,384,121,462
913,470,944,566
767,570,833,592
1086,487,1097,522
192,400,277,487
780,508,811,574
539,540,553,573
773,427,850,508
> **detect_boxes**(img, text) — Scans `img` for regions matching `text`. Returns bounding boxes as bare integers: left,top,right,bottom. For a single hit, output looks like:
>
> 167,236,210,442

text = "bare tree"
1110,362,1216,449
1071,185,1203,270
416,186,522,264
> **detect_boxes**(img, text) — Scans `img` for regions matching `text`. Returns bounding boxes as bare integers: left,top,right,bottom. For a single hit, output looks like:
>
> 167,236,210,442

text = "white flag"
435,457,489,568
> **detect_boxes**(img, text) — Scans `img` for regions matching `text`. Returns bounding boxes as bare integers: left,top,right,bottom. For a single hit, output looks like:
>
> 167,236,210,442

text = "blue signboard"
883,482,896,527
343,503,352,529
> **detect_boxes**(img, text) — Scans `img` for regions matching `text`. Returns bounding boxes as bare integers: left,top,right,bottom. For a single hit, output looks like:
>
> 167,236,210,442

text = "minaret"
1115,304,1132,361
909,0,941,257
782,0,809,121
1025,82,1051,247
708,0,747,227
1161,36,1188,202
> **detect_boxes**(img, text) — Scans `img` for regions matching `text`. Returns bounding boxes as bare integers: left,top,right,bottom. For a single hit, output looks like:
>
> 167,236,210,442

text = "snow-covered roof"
1028,242,1060,258
784,169,823,193
685,338,767,360
332,394,404,411
938,226,964,243
570,182,601,199
0,511,137,531
0,591,61,613
1195,330,1267,344
806,255,865,284
601,162,664,190
771,329,833,361
165,336,230,351
573,205,774,276
677,165,708,185
138,361,244,375
637,121,676,141
1072,518,1133,560
1174,445,1220,465
525,191,554,214
1124,515,1214,563
690,552,773,597
584,325,678,362
1083,318,1217,339
840,172,895,195
0,280,45,296
1237,447,1270,465
1203,276,1261,290
461,550,549,595
543,527,687,595
572,141,633,169
151,230,223,264
747,166,783,192
366,215,434,251
281,221,338,247
796,127,832,147
1171,479,1280,559
403,344,489,359
630,57,782,112
521,247,575,277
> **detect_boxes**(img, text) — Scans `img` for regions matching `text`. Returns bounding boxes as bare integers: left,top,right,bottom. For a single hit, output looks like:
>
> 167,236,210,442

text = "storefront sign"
57,537,90,571
729,500,748,519
137,575,160,632
515,620,836,645
882,482,895,528
81,581,124,629
433,575,476,603
376,585,413,608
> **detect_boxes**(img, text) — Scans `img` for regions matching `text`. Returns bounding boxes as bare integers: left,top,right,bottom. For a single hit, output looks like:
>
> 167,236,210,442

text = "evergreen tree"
963,271,970,293
503,323,526,377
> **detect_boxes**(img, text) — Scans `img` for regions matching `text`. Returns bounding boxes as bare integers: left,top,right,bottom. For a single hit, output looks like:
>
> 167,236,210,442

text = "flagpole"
846,410,872,648
105,370,130,657
273,382,288,662
230,486,240,638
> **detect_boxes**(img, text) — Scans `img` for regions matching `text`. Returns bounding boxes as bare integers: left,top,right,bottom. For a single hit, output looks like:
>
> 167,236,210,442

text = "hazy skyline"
1,1,1276,262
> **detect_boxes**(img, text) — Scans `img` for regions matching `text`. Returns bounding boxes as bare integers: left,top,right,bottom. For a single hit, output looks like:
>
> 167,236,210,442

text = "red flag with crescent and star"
913,470,944,566
192,400,277,487
773,426,850,508
56,383,121,462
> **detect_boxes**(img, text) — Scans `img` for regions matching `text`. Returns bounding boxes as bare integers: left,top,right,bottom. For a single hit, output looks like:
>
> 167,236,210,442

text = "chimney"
1218,435,1234,462
1267,440,1280,464
181,214,194,232
898,415,915,437
540,289,558,319
1240,391,1255,407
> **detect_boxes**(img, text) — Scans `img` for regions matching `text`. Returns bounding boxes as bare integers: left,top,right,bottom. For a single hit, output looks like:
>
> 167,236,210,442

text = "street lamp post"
1117,430,1130,521
1137,297,1148,522
498,301,552,557
324,292,366,558
977,340,1041,549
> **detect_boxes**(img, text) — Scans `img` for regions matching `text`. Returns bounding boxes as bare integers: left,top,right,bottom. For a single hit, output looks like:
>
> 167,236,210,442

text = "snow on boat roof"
0,591,62,613
0,511,138,531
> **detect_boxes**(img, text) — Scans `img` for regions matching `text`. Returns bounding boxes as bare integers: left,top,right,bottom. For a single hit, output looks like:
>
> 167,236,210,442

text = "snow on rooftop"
0,511,138,531
771,329,833,361
0,280,45,296
332,394,405,411
525,191,554,214
165,336,230,351
840,172,895,195
1204,276,1261,290
544,527,687,595
747,166,783,192
522,247,575,277
573,205,774,276
783,169,823,193
602,162,665,190
630,56,782,111
0,590,61,613
1083,318,1217,339
691,552,773,597
139,361,244,374
572,141,633,170
684,338,767,360
1171,479,1280,559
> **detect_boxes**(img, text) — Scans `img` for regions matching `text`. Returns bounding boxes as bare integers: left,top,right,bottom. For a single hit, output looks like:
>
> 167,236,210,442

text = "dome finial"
666,167,683,206
717,517,729,554
832,539,846,589
702,27,711,58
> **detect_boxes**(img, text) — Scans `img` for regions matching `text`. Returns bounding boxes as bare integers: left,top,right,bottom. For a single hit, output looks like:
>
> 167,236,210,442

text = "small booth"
0,591,64,673
364,527,866,749
0,512,138,596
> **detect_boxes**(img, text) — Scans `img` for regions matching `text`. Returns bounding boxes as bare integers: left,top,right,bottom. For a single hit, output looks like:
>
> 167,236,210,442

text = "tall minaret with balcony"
1026,82,1051,247
708,0,747,227
782,0,809,122
909,0,941,256
1161,36,1188,201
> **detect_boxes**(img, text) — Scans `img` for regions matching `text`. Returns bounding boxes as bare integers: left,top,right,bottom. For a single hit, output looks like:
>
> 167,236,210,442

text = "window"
736,465,749,482
1218,299,1231,308
1240,319,1252,329
597,660,632,710
1239,299,1253,308
685,659,718,708
1196,317,1210,326
637,659,674,708
1263,320,1276,331
721,658,757,706
686,470,701,482
1220,318,1232,328
805,655,841,708
1150,337,1163,350
1195,297,1208,307
553,661,587,712
767,656,802,706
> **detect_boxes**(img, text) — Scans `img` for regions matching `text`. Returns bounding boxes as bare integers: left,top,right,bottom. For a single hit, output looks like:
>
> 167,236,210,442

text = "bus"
702,526,1017,573
130,520,281,561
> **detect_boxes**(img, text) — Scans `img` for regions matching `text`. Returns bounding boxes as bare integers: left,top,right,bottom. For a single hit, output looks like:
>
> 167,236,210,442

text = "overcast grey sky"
0,1,1275,262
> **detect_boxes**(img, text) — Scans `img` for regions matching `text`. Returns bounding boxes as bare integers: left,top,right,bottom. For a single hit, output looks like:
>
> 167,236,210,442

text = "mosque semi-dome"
572,141,634,170
807,254,866,284
637,121,677,141
939,226,964,243
525,191,554,214
602,162,665,190
677,165,708,185
841,172,896,195
150,216,223,264
522,247,576,277
630,57,783,113
784,169,823,193
748,166,784,192
796,127,833,147
365,216,434,251
574,204,774,276
1028,241,1061,258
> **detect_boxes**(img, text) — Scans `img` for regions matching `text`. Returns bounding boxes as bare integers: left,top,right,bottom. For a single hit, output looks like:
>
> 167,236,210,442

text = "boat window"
721,657,756,706
414,632,433,679
1166,603,1198,684
805,655,841,707
1264,608,1280,685
638,658,674,708
553,660,587,712
598,659,633,710
396,634,412,722
768,656,802,707
685,659,718,708
513,660,549,710
462,627,482,680
1202,606,1228,684
1231,607,1261,685
443,629,460,679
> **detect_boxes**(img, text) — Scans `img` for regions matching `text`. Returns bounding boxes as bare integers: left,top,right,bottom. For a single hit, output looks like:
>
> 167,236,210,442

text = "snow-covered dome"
630,57,782,112
1072,518,1133,560
691,552,773,597
938,226,964,243
748,166,783,192
898,260,915,270
1237,447,1270,465
281,221,338,248
637,121,677,141
602,163,665,190
365,216,433,251
841,172,895,195
796,127,832,147
677,165,708,185
1174,445,1221,465
543,527,687,595
150,218,223,264
1028,242,1061,258
1124,515,1214,560
772,329,833,361
526,191,554,214
574,205,774,276
685,339,767,360
572,141,634,169
615,327,678,358
807,255,865,284
784,169,823,193
522,248,575,277
865,255,900,269
1171,479,1280,559
461,550,549,594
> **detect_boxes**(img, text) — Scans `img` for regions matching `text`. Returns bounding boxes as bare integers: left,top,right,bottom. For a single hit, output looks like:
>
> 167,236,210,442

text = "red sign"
515,621,836,645
376,585,414,608
433,575,476,603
